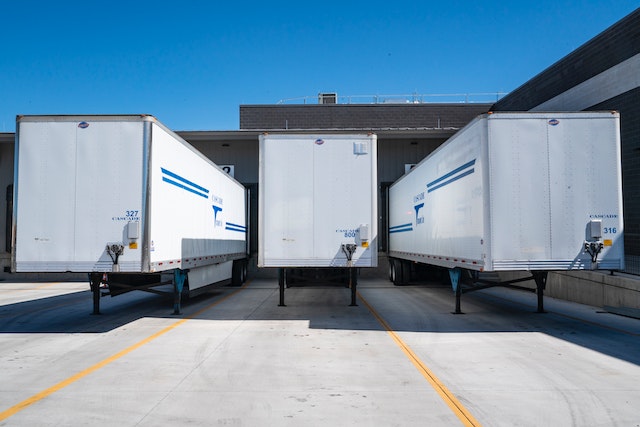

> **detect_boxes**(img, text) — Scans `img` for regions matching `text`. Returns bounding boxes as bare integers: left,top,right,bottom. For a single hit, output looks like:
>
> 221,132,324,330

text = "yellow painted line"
359,292,483,427
0,282,249,422
34,283,61,290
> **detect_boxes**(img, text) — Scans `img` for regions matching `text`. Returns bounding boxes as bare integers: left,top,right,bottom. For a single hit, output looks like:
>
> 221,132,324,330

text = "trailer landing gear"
451,269,548,314
349,268,358,307
532,271,547,314
277,267,358,307
450,268,463,314
89,272,102,315
90,270,188,315
173,269,188,315
278,268,287,307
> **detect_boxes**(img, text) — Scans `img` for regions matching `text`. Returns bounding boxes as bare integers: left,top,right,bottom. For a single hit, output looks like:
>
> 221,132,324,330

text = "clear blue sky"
1,1,638,131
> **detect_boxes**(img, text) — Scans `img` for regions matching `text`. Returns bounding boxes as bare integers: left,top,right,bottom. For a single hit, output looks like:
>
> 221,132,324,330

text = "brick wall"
240,104,492,130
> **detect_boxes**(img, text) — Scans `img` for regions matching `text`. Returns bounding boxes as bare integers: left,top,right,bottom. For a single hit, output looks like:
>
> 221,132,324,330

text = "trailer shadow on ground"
0,286,224,334
1,277,638,367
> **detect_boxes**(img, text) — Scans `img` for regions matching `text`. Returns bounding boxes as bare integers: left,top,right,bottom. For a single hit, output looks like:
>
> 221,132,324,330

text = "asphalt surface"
0,274,639,426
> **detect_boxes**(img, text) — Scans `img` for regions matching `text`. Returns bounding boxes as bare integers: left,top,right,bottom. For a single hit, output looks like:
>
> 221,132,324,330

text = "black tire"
401,260,411,285
231,260,243,286
391,259,411,286
242,260,248,283
391,258,404,286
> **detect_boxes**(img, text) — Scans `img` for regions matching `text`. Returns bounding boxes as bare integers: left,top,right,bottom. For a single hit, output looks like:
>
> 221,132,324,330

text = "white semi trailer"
258,133,378,306
12,115,248,314
388,111,624,313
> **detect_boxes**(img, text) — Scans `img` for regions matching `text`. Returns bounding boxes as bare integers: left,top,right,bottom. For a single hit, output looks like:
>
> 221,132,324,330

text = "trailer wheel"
231,260,243,286
402,260,411,285
237,259,247,284
390,258,405,286
241,260,248,283
389,259,397,283
391,259,410,286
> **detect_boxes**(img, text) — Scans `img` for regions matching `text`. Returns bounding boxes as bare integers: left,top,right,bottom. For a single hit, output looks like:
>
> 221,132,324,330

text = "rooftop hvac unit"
318,92,337,104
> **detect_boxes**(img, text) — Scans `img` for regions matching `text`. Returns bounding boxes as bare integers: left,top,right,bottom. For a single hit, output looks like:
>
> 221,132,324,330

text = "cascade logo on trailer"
78,121,89,129
414,203,425,225
413,192,425,225
548,119,560,126
314,138,325,145
212,205,223,227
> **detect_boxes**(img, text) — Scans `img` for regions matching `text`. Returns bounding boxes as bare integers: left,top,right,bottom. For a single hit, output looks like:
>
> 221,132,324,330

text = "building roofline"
0,133,14,144
240,102,494,108
177,128,458,142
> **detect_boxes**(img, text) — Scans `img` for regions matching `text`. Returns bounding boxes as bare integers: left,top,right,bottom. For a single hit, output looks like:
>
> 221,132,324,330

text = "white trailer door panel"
14,120,145,272
74,120,145,270
259,134,377,267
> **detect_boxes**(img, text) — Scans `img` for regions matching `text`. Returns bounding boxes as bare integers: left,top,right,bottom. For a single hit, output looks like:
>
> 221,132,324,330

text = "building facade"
2,8,638,275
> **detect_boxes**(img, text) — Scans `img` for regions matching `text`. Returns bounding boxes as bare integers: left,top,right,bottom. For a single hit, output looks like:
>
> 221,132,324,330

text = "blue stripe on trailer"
389,223,413,233
427,168,475,193
161,168,209,198
162,177,209,198
225,222,247,232
427,159,476,193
